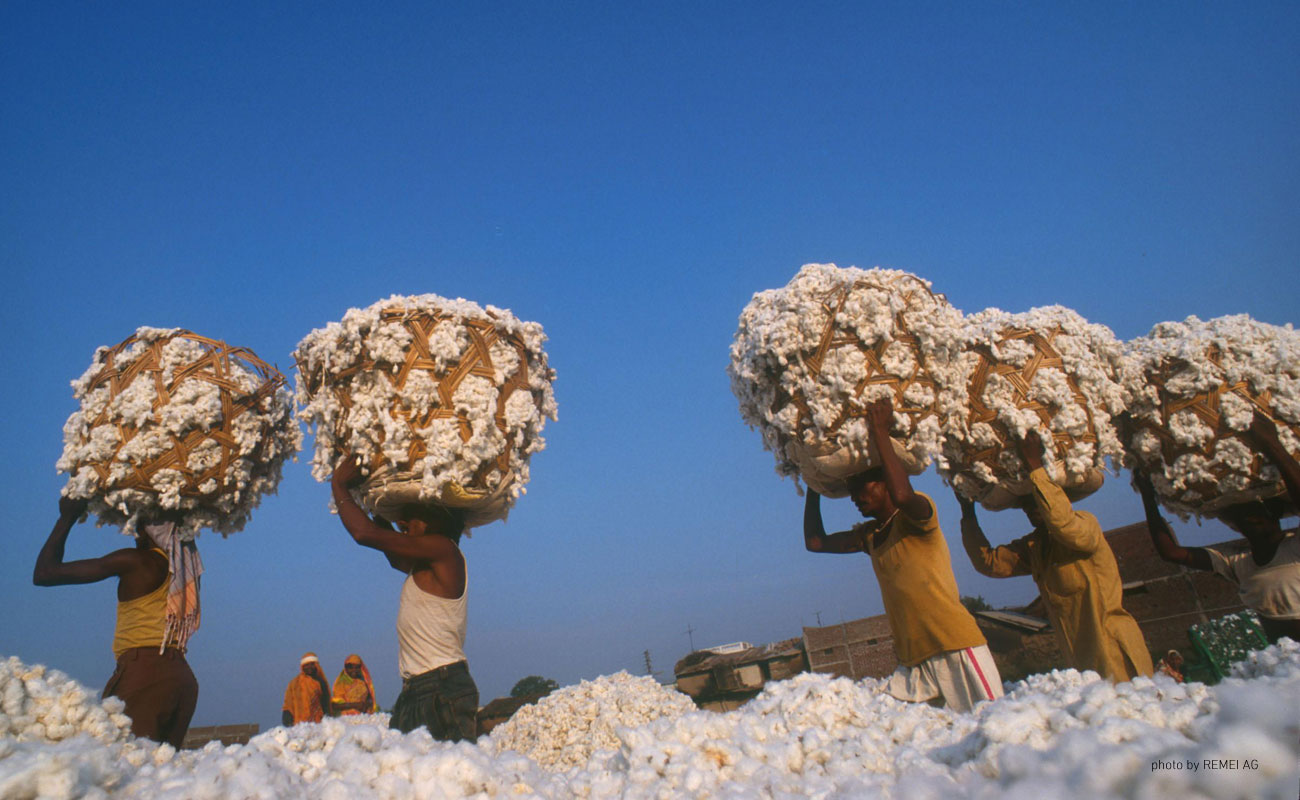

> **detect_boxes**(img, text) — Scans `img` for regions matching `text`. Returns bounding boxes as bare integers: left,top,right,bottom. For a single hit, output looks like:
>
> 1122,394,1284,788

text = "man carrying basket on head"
331,455,479,742
33,499,201,748
802,397,1003,712
959,430,1153,682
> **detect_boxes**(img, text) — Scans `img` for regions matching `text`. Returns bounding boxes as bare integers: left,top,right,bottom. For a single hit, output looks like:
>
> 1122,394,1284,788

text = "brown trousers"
103,646,199,748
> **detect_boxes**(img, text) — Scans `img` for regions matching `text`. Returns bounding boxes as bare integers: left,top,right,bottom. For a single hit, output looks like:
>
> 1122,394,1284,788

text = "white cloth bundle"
294,294,557,528
941,305,1126,510
57,327,300,539
728,264,966,496
1120,314,1300,517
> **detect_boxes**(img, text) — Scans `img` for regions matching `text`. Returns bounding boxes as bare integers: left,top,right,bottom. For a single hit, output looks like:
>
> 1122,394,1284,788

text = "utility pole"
643,649,655,678
814,610,822,626
685,624,696,651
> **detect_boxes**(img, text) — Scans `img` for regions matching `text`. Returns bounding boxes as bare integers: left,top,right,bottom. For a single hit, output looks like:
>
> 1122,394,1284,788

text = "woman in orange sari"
332,654,378,715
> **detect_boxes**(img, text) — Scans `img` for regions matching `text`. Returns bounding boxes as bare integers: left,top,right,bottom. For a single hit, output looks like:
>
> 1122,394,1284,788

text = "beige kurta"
961,469,1153,682
857,493,988,667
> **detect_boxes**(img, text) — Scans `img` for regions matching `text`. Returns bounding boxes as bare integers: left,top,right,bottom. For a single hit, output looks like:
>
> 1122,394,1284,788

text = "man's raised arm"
803,490,863,554
866,397,930,521
1249,412,1300,511
330,456,459,564
1134,468,1211,571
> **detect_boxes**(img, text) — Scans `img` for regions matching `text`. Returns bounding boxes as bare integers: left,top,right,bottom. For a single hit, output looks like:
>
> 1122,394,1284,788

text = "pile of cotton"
1227,636,1300,681
729,264,966,496
56,327,299,538
0,657,132,744
942,306,1127,510
1120,315,1300,517
294,295,557,528
486,671,697,770
3,643,1298,798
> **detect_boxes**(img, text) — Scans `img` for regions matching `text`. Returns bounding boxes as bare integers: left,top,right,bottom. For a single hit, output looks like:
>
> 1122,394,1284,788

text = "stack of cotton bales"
941,306,1127,509
728,264,966,496
294,294,557,528
55,327,299,538
1120,315,1300,518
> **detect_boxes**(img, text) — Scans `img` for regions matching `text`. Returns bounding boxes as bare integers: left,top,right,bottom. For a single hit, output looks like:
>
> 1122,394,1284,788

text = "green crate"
1187,610,1268,684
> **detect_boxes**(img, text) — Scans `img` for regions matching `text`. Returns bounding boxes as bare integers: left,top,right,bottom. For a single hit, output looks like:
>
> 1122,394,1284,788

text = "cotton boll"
294,294,557,529
56,328,300,539
729,264,965,491
942,306,1123,506
1121,315,1300,518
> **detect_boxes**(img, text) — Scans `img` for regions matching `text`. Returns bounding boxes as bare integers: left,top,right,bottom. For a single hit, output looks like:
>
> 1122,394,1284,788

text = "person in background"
802,397,1003,712
960,430,1153,682
331,455,479,741
282,652,333,725
1155,649,1185,682
33,497,201,748
332,654,378,716
1136,411,1300,643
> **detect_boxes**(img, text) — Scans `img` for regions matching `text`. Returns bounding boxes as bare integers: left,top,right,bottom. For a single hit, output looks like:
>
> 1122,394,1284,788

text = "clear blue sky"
2,2,1296,731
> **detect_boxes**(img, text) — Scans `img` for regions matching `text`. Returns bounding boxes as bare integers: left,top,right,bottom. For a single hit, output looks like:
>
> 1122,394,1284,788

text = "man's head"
395,503,466,543
300,653,321,678
847,467,891,519
1217,498,1285,542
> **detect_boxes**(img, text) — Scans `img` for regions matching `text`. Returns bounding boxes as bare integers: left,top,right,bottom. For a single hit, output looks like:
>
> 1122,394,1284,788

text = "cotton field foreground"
3,645,1299,800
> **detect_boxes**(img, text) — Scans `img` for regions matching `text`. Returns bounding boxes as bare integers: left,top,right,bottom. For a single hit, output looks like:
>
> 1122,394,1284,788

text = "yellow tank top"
112,549,170,658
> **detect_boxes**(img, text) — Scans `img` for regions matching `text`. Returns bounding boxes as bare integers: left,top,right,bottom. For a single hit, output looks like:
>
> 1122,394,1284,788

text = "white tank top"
396,568,468,679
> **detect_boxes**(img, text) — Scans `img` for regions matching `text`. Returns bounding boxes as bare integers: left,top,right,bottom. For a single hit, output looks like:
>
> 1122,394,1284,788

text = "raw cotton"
941,305,1127,510
57,327,300,539
0,657,132,745
294,294,557,528
728,264,967,496
485,671,697,770
1120,315,1300,518
1,642,1298,798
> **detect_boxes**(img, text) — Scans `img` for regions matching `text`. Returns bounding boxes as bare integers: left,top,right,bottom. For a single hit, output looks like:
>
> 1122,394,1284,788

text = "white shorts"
886,645,1003,713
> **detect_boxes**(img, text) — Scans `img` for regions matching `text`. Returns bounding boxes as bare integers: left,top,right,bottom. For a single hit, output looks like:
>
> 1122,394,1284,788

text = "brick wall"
803,616,897,680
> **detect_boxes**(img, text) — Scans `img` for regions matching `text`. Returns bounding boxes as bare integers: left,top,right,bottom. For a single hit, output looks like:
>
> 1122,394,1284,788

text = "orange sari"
331,654,377,715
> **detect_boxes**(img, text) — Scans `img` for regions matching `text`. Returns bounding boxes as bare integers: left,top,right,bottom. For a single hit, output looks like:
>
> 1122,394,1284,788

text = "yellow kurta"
859,493,987,667
961,469,1154,681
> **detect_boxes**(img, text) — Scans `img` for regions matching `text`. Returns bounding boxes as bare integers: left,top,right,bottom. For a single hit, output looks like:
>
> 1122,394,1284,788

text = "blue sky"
2,1,1297,731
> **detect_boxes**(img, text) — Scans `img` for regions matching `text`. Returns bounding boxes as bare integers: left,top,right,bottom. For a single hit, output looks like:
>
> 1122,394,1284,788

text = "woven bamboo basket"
295,296,556,527
58,328,297,537
729,264,964,497
1122,328,1300,517
941,314,1116,510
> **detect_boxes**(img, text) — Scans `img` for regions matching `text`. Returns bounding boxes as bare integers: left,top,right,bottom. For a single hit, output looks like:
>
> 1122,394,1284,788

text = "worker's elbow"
32,568,54,587
804,537,823,553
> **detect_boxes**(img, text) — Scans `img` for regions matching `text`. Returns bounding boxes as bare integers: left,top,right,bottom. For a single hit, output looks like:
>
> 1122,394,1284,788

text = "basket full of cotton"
1119,314,1300,518
728,263,966,496
3,640,1298,798
294,294,557,528
56,327,300,539
940,305,1127,510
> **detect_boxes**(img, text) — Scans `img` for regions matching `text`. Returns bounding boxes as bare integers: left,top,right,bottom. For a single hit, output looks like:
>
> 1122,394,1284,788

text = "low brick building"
801,615,896,680
182,723,259,749
674,638,807,710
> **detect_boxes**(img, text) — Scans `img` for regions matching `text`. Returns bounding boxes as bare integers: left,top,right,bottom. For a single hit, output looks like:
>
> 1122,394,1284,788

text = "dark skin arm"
803,490,865,553
1248,412,1300,510
33,497,166,600
1133,469,1212,571
330,456,460,566
866,397,930,521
